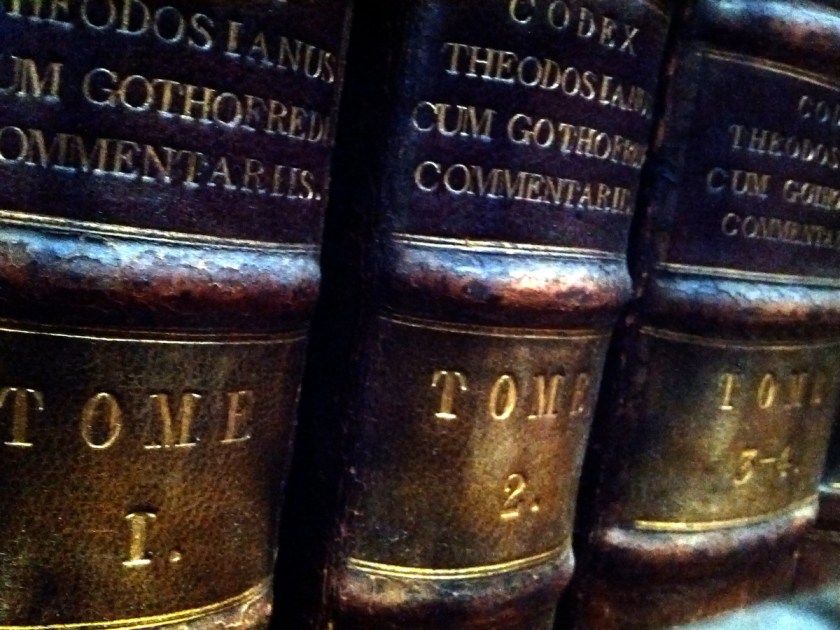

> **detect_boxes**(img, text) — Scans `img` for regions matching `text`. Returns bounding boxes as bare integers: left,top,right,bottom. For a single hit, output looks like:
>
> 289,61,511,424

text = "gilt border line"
0,580,270,630
347,546,565,581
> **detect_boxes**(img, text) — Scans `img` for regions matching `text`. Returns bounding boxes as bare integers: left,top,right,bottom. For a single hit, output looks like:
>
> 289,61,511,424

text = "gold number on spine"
501,473,528,520
500,473,540,520
776,446,794,478
733,446,796,486
123,512,156,568
733,449,758,485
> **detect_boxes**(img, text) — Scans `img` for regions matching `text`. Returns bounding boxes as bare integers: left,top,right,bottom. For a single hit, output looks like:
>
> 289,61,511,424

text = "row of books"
0,0,839,628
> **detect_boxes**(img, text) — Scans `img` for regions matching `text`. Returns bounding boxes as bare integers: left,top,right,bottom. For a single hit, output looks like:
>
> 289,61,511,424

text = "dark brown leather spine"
317,1,672,628
0,1,349,627
570,2,840,628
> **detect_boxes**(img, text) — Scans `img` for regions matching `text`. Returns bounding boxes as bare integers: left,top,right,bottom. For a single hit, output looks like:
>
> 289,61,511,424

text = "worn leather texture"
0,0,350,627
281,1,673,628
568,2,840,628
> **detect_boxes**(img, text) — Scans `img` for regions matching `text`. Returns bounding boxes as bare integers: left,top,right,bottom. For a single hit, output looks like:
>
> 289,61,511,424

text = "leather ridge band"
0,579,272,630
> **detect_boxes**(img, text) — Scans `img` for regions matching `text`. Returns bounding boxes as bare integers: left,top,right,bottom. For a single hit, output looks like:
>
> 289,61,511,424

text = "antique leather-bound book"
0,0,348,627
567,1,840,627
280,0,673,628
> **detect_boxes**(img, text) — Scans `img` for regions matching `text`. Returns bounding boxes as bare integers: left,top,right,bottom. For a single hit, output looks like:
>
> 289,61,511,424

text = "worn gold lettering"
81,392,123,449
2,0,71,23
0,56,62,100
442,42,652,117
489,374,518,421
527,375,563,421
414,161,634,214
707,167,771,198
411,101,495,141
222,390,253,443
507,1,640,56
431,370,468,420
729,123,840,172
81,68,331,141
718,373,737,411
0,387,42,447
734,446,797,486
798,94,840,130
123,511,155,568
785,372,809,409
501,473,528,520
715,367,831,411
757,373,778,409
569,372,591,416
145,393,201,449
721,212,840,250
783,179,840,212
507,114,647,169
508,0,535,23
734,448,759,485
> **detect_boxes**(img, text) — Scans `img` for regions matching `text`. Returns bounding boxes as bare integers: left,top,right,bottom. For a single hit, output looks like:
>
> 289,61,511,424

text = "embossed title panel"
617,330,840,531
664,51,840,280
0,325,305,625
0,0,347,243
346,316,609,572
388,0,669,252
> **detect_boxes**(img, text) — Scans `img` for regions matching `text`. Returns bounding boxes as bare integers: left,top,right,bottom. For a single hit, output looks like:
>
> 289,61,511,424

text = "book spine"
572,2,840,627
0,1,349,627
322,1,671,628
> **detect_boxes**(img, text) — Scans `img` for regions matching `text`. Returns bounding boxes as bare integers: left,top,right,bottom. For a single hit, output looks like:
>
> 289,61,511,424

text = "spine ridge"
385,241,632,328
644,272,840,336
